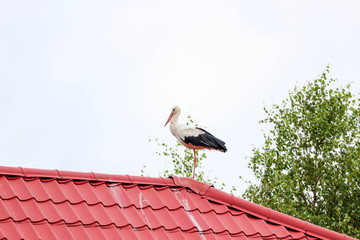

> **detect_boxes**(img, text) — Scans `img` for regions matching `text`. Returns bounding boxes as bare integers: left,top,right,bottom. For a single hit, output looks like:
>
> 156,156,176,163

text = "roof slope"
0,166,356,240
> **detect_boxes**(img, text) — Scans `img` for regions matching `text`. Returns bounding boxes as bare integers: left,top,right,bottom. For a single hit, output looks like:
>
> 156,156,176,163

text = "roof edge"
0,165,174,186
0,166,214,195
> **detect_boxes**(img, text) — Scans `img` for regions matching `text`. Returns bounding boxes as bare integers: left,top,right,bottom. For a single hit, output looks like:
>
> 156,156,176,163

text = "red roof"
0,166,356,240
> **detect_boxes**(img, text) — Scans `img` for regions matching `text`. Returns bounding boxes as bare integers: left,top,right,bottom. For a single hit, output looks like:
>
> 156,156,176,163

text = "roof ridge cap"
0,166,173,186
170,176,212,195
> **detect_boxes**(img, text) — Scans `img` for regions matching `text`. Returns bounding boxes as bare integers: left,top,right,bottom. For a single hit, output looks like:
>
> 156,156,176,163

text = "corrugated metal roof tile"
0,200,11,221
2,198,28,221
102,205,133,227
72,181,104,205
121,205,148,228
161,208,199,231
248,217,278,238
57,180,85,203
231,213,259,235
0,176,16,199
107,183,134,207
0,220,31,240
38,179,69,203
85,203,113,225
39,201,64,223
90,182,127,206
115,226,142,240
22,178,52,202
54,201,82,224
0,166,357,240
16,219,41,239
137,185,173,210
156,186,184,209
263,222,293,239
211,211,243,234
201,211,231,233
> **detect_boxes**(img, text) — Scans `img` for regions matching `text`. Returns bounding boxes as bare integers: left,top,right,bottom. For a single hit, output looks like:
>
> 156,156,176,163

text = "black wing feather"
183,127,227,152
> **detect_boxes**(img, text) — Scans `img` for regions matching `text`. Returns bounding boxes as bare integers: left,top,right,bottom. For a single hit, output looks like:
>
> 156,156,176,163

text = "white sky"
1,1,360,194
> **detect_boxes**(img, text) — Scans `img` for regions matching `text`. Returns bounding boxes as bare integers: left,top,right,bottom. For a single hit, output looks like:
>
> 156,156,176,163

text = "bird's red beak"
164,113,174,127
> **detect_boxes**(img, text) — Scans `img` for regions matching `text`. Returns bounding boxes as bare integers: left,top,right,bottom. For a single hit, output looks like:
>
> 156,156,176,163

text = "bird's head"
164,106,181,127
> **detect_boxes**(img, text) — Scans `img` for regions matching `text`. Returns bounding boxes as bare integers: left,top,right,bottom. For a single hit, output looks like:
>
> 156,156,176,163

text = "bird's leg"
193,149,196,179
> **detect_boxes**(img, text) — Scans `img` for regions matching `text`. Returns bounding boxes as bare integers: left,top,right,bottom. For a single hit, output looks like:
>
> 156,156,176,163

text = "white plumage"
164,106,227,179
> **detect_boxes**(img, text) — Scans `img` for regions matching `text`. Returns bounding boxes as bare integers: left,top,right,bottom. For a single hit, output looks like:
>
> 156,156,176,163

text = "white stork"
164,106,227,179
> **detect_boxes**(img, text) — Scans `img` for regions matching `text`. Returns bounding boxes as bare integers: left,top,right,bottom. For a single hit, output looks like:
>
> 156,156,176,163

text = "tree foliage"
243,66,360,238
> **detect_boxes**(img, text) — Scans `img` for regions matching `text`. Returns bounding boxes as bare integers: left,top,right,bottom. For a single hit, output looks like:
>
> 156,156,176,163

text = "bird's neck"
171,112,180,125
169,113,180,137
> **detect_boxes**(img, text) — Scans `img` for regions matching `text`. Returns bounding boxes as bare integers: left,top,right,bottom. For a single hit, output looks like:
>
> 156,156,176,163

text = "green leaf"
243,66,360,239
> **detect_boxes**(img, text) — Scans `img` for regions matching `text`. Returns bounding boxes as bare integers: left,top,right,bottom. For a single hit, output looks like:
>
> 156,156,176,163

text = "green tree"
243,66,360,238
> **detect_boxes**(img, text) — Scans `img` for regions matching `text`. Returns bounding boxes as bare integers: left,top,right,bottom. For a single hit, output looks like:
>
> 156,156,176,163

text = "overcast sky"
1,1,360,193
